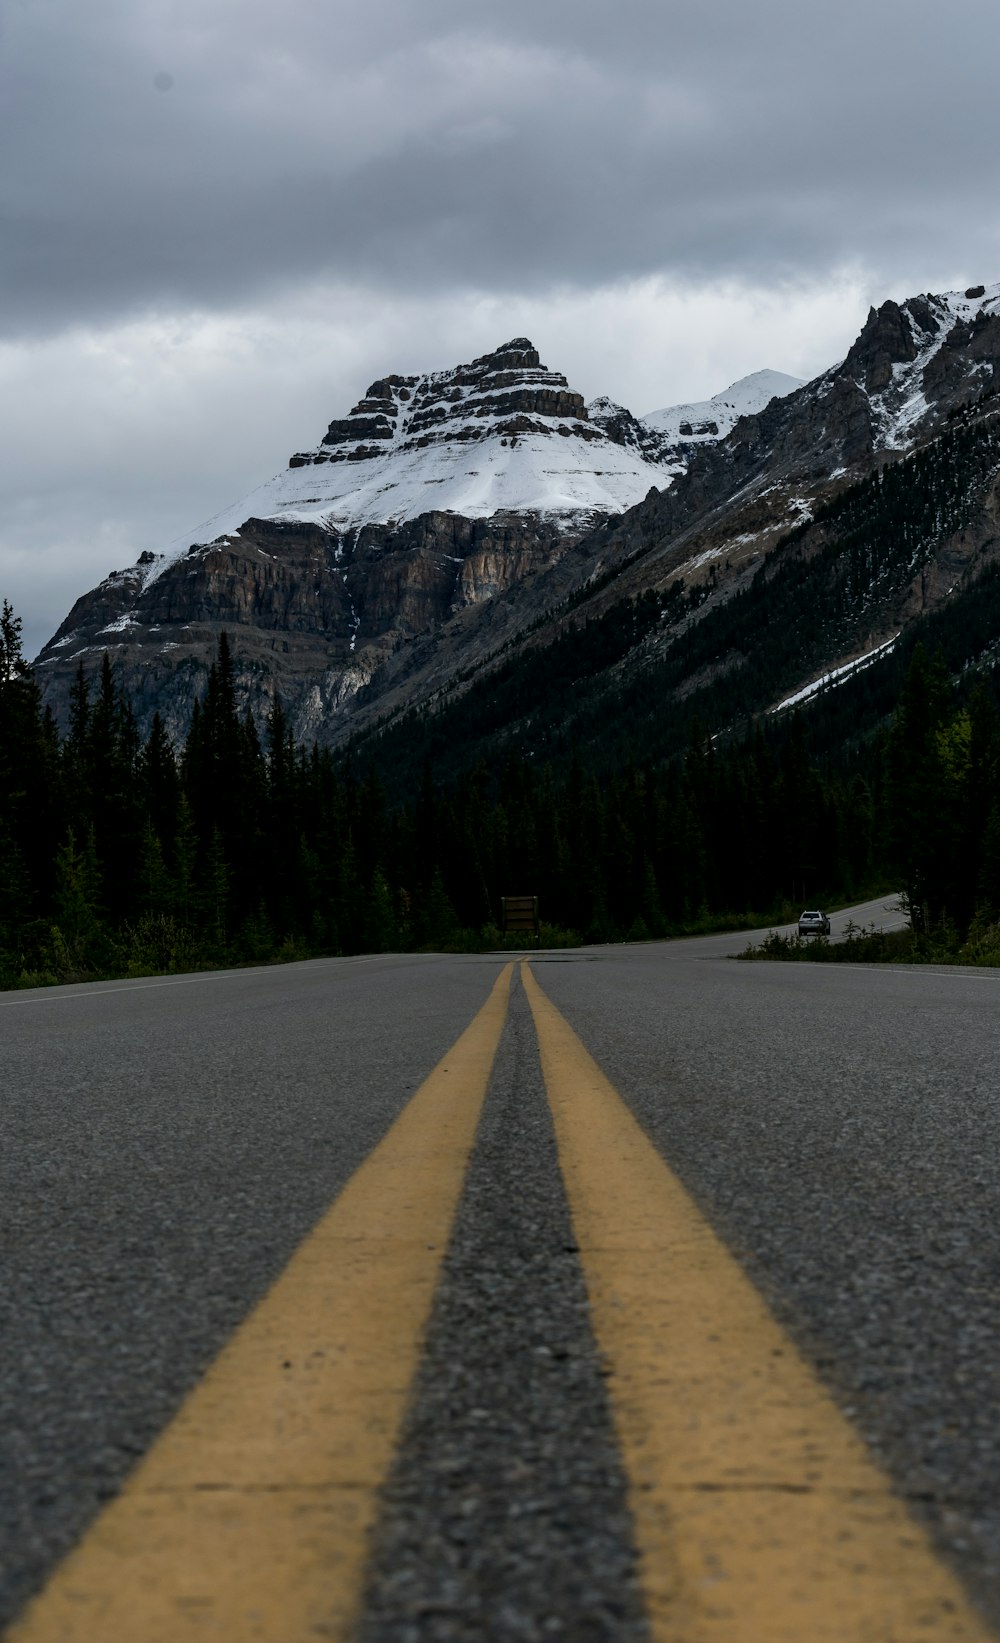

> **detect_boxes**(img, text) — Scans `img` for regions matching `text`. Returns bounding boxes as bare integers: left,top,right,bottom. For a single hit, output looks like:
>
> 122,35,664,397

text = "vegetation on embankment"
740,919,1000,969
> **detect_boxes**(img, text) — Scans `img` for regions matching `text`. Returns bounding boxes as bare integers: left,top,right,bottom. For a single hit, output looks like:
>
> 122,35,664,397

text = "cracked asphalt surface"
3,917,1000,1635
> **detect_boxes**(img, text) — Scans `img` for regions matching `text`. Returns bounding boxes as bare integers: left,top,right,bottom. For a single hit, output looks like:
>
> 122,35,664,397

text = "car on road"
798,909,831,937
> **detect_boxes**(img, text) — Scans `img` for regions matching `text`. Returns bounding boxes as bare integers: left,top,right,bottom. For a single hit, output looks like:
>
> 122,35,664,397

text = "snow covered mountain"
35,282,1000,754
37,339,683,740
641,368,803,444
585,369,802,478
151,338,671,578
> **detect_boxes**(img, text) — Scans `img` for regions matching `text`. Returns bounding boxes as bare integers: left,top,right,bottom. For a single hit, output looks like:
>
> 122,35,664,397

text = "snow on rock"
641,369,804,444
796,280,1000,460
148,339,675,581
861,281,1000,451
585,396,687,475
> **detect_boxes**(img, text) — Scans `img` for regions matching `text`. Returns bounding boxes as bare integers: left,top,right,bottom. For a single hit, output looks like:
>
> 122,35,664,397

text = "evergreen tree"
0,599,28,685
51,826,109,974
0,601,60,932
414,867,461,950
141,713,181,854
976,805,1000,923
885,646,953,930
201,828,230,951
363,867,398,953
135,822,173,919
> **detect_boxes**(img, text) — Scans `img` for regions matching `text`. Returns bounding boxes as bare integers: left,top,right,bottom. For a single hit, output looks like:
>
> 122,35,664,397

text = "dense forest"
4,577,1000,988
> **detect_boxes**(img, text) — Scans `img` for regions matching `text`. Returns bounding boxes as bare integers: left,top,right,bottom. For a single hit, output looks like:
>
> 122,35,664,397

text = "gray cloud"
5,0,1000,656
5,0,1000,338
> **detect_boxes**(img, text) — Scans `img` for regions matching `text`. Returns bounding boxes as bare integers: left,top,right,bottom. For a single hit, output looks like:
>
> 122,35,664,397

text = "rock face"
158,337,667,542
40,509,575,746
35,287,1000,749
588,370,804,476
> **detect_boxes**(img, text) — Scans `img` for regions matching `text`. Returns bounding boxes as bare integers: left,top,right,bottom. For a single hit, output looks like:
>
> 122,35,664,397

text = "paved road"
2,918,999,1639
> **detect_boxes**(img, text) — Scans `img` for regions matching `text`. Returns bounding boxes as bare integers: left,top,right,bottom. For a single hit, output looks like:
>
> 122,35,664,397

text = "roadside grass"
740,917,1000,968
4,895,928,993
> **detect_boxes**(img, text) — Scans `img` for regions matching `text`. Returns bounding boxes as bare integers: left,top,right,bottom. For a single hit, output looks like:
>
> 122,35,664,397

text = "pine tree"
0,600,60,948
976,805,1000,923
363,867,398,953
86,653,143,921
0,599,28,685
141,713,181,853
201,828,230,951
136,822,172,919
885,645,953,930
414,867,461,950
172,795,199,929
51,826,109,975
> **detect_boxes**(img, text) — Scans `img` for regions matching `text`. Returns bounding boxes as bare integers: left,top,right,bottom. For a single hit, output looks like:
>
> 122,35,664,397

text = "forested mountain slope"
343,400,1000,792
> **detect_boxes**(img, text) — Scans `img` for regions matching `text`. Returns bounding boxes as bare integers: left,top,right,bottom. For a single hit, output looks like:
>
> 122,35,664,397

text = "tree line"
3,591,1000,989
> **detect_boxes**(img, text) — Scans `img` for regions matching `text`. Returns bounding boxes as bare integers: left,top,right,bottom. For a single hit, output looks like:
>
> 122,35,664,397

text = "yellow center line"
7,962,513,1643
521,960,995,1642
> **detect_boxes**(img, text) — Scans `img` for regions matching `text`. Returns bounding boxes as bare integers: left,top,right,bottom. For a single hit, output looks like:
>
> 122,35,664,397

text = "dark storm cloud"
5,0,1000,338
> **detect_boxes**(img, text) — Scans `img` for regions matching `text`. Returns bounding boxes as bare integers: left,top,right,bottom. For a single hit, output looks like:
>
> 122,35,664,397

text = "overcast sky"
4,0,1000,657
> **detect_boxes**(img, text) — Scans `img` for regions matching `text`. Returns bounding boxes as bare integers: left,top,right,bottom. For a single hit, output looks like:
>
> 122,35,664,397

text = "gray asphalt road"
534,937,1000,1626
0,954,509,1629
3,918,1000,1635
359,981,649,1643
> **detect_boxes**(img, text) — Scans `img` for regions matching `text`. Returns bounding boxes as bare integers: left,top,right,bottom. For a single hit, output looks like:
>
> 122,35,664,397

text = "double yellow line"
8,962,995,1641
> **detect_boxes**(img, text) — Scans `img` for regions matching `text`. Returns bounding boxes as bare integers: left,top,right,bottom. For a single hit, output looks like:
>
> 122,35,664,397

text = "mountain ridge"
33,280,1000,756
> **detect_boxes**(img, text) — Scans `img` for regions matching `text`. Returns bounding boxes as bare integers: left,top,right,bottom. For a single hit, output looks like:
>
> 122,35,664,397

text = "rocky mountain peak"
488,337,540,365
843,299,922,393
34,337,683,742
586,397,687,475
831,281,1000,449
640,369,803,450
121,339,677,560
295,337,591,472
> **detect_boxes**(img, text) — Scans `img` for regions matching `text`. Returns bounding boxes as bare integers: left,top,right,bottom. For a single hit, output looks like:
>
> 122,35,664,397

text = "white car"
798,909,831,937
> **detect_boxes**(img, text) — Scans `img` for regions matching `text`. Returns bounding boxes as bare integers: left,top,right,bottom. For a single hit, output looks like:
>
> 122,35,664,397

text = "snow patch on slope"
642,370,803,444
771,635,900,714
157,432,665,567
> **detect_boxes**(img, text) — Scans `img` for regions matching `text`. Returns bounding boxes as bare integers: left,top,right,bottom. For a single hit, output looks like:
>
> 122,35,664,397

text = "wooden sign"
501,895,539,936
